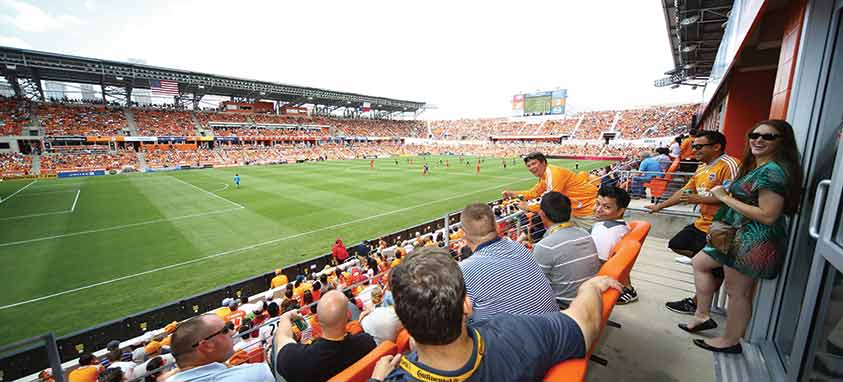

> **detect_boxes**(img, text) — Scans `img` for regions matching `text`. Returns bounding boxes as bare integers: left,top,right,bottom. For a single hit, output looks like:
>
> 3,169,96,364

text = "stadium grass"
0,156,612,346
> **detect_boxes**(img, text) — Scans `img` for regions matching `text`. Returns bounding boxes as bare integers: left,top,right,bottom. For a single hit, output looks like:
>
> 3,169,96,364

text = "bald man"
167,314,274,381
274,290,376,382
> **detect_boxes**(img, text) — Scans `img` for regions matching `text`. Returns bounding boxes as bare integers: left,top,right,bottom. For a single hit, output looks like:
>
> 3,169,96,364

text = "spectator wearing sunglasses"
680,120,803,354
167,314,275,381
646,130,739,314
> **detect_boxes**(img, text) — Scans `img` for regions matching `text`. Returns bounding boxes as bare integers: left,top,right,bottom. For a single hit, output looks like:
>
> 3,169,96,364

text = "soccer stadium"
1,0,843,381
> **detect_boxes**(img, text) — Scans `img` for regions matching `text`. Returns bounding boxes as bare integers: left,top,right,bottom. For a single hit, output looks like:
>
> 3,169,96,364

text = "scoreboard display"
524,92,552,115
513,89,566,116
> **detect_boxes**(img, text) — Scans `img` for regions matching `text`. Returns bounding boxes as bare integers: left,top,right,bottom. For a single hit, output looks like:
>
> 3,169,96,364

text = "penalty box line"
0,190,80,222
0,177,531,310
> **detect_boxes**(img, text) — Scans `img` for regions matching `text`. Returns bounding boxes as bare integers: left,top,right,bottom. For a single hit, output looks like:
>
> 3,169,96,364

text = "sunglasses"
748,132,781,141
192,321,234,348
691,143,715,150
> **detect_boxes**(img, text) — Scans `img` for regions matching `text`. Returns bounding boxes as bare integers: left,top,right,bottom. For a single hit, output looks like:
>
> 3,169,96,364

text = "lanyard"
398,329,485,382
547,222,575,235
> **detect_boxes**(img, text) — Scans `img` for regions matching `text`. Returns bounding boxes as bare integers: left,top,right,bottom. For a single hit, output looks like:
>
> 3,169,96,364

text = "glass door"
794,2,843,377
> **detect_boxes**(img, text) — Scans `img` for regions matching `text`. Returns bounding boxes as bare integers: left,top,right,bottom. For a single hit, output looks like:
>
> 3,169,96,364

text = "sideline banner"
57,170,106,178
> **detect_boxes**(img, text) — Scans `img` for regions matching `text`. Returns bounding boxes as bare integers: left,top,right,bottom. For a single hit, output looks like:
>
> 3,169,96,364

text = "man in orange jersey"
646,130,739,315
67,353,103,382
502,152,598,230
270,269,288,289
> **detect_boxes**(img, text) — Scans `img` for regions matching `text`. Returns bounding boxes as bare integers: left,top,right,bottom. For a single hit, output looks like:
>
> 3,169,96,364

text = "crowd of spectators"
133,109,197,136
615,104,697,138
0,96,31,135
211,127,325,139
0,152,32,176
36,103,127,136
39,149,138,173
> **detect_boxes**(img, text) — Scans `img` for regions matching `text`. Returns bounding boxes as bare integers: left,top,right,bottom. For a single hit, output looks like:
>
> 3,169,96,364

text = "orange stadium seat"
395,328,411,354
643,157,681,203
543,221,650,382
327,340,398,382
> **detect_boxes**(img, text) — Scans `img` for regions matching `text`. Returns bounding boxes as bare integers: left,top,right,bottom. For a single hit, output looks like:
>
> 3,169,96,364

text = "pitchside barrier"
0,197,514,380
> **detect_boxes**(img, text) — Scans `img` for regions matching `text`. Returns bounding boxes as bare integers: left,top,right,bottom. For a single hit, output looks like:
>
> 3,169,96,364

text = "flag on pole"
149,79,179,96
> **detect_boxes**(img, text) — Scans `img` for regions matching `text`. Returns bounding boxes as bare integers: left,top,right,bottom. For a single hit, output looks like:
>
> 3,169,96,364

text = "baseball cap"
221,297,234,307
132,347,146,363
106,340,121,351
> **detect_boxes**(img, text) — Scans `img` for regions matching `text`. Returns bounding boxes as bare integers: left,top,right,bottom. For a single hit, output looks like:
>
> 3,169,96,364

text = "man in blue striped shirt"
459,203,558,321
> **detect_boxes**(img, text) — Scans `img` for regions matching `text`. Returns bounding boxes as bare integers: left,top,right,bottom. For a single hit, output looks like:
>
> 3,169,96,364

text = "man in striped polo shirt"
533,192,601,309
459,203,558,321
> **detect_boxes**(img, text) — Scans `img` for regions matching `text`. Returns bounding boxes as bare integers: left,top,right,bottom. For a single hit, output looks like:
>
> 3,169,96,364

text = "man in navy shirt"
371,247,623,382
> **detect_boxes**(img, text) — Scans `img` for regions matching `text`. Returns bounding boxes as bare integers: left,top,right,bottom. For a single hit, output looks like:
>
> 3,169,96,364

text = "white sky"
0,0,703,119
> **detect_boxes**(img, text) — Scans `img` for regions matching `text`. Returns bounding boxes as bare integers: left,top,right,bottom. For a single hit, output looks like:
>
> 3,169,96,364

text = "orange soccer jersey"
683,154,740,232
515,164,598,218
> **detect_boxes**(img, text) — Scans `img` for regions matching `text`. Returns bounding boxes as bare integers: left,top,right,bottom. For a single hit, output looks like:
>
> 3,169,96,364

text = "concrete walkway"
587,235,719,382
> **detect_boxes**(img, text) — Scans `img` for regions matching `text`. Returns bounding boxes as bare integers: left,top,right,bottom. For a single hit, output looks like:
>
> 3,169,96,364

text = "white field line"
0,209,73,222
13,189,79,196
0,178,530,310
0,208,243,248
170,176,245,209
0,180,36,204
70,190,80,212
212,183,229,192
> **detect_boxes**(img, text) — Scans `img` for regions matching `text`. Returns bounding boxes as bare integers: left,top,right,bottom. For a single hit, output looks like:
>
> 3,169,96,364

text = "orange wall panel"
722,70,777,157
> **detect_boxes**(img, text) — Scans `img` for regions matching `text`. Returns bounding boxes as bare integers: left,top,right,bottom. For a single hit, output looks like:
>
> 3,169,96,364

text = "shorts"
570,215,597,231
670,224,724,279
668,224,708,254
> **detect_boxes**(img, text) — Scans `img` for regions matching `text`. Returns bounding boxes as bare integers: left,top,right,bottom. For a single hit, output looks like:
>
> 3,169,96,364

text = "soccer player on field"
370,159,375,169
234,174,241,189
423,163,429,176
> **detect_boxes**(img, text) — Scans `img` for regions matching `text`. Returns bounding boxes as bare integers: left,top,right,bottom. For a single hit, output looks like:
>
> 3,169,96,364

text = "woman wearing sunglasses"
678,119,803,354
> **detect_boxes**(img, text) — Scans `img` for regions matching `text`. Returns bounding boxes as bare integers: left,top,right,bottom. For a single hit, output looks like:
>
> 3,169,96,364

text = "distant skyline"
0,0,703,119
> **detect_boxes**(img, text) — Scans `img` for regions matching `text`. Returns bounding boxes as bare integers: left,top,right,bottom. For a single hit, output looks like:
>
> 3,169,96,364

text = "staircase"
31,154,40,175
191,112,206,136
570,115,585,139
136,151,147,170
123,109,139,135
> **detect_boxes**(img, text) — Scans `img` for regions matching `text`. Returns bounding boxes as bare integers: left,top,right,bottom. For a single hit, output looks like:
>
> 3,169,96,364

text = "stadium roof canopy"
0,46,425,113
657,0,733,87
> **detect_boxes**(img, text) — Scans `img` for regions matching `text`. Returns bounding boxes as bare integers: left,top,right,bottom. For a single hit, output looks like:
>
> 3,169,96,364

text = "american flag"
149,79,179,96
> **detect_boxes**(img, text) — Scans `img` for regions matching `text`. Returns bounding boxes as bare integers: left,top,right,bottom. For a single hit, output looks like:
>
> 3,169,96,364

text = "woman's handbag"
707,220,737,254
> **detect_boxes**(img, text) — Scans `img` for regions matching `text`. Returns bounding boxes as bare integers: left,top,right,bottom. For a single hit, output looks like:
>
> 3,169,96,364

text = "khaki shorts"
570,215,597,230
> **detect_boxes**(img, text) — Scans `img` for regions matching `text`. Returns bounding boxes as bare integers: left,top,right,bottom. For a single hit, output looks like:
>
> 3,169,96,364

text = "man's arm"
562,276,624,352
510,177,547,200
273,311,299,350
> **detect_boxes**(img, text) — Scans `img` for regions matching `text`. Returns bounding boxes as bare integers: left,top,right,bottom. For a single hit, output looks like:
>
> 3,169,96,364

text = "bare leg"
706,266,756,347
685,251,722,328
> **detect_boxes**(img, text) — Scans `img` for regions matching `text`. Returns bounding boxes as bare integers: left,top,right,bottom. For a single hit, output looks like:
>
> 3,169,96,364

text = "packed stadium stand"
39,149,138,174
35,103,128,136
0,97,31,136
0,152,31,176
133,109,197,136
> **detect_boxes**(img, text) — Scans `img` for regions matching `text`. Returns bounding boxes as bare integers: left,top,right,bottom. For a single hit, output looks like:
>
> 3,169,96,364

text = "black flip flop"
693,339,742,354
678,318,718,333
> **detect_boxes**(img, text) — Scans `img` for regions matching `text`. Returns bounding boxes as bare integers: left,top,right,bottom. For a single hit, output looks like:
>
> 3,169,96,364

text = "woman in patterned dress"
678,120,803,353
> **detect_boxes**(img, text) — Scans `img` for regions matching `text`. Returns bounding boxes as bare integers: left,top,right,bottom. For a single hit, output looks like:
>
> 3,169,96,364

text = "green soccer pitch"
0,156,613,345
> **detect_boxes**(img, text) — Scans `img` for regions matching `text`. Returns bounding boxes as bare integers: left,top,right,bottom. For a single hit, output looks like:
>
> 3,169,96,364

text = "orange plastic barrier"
327,340,398,382
543,221,650,382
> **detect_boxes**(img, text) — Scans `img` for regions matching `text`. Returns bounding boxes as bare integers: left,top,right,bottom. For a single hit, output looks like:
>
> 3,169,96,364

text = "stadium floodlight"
198,85,205,89
260,91,266,95
115,76,123,81
681,45,697,53
6,64,16,70
680,15,700,26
